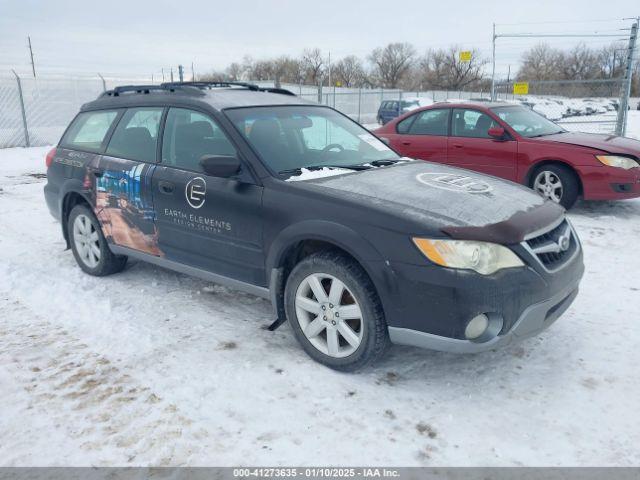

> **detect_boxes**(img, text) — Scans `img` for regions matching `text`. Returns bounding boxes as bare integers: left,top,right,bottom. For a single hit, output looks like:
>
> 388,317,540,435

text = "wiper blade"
278,164,369,176
369,159,401,167
529,130,565,138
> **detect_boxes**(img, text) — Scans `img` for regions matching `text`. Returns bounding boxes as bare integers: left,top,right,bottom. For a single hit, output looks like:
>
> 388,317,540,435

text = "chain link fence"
0,74,149,149
268,83,491,126
0,75,631,149
494,79,626,134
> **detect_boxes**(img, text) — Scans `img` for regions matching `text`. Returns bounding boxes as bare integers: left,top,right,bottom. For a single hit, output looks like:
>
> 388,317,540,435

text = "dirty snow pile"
1,140,639,466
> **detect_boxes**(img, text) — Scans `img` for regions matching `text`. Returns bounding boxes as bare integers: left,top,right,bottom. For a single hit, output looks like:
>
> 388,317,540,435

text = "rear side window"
396,109,449,135
409,109,450,135
105,108,163,162
60,110,119,153
397,114,416,134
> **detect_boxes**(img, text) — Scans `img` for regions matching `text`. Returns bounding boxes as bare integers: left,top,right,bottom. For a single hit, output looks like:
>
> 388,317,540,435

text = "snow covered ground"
1,140,640,467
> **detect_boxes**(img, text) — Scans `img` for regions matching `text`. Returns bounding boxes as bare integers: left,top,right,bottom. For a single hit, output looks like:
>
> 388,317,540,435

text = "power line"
495,18,628,27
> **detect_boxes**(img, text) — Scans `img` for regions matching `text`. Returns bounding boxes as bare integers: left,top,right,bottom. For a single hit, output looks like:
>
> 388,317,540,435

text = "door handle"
453,143,464,148
402,141,411,146
158,181,174,194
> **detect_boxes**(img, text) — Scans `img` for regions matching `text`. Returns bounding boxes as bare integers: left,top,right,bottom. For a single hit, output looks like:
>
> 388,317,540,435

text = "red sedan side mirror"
488,126,506,139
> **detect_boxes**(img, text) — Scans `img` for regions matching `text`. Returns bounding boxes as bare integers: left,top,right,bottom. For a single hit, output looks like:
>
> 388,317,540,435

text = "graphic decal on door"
185,177,206,209
90,156,164,256
158,175,232,236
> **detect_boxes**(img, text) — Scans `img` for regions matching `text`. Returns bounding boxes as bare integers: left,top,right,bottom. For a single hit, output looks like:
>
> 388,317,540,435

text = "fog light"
465,314,489,340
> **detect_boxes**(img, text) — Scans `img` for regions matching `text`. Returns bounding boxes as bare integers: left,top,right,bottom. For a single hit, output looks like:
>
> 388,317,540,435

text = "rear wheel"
284,251,389,371
531,164,579,209
68,204,127,276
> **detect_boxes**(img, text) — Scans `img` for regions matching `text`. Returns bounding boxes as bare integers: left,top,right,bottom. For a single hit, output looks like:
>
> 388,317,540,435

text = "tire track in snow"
0,297,208,466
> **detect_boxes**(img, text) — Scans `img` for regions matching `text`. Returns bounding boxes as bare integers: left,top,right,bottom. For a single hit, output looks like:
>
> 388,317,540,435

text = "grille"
525,220,578,271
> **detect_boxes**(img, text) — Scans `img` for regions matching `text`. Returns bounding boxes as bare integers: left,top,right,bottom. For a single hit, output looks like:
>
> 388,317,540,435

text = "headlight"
412,238,524,275
595,155,639,170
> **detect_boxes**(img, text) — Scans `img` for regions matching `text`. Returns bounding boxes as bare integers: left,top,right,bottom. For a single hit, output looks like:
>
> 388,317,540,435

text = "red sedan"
374,101,640,208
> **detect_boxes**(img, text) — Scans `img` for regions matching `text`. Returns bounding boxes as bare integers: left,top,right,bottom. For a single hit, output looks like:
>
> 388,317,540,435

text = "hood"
302,161,564,243
539,132,640,156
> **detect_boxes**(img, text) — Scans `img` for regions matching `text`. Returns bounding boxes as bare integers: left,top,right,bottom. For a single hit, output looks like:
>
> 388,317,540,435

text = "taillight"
45,147,57,169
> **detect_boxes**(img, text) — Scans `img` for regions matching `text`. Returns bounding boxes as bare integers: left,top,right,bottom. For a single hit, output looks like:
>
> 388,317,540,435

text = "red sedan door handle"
402,141,411,146
453,143,464,148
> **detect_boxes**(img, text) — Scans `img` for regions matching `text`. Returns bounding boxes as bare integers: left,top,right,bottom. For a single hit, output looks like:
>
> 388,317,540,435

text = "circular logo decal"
416,172,493,194
185,177,206,209
558,234,571,251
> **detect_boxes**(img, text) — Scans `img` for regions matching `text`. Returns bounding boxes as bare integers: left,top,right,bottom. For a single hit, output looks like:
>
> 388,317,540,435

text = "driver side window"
451,109,497,139
162,108,236,173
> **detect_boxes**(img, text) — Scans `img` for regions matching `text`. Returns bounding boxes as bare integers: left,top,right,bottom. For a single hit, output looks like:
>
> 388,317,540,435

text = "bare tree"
368,42,416,88
596,43,627,79
419,46,487,90
301,48,326,85
225,62,244,81
333,55,366,87
561,43,600,80
516,43,564,81
272,56,305,86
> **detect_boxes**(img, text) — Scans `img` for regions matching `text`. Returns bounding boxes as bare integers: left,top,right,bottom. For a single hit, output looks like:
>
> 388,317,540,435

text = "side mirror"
488,126,506,140
199,155,241,178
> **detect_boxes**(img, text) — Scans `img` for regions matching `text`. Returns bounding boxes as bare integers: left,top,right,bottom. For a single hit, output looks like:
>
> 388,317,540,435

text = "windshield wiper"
368,159,401,167
278,164,370,176
529,130,565,138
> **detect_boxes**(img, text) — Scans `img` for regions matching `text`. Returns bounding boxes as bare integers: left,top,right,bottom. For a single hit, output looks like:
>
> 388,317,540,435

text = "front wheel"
531,164,579,209
284,251,389,372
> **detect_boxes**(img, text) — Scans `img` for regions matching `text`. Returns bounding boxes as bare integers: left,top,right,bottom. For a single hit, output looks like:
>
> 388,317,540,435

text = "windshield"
225,106,399,175
491,105,565,138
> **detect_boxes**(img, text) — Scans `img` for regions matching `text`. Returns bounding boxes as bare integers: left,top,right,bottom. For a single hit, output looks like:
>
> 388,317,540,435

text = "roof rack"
260,87,297,96
100,81,297,99
161,81,261,90
101,84,190,97
162,81,296,96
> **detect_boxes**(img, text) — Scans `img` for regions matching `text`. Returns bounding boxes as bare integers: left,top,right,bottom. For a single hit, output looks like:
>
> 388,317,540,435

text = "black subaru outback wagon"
44,82,584,371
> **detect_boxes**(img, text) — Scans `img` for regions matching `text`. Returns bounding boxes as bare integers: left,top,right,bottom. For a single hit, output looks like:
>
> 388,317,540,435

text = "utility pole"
327,51,331,88
616,20,638,137
27,35,36,78
491,23,496,101
170,67,174,83
178,64,184,82
191,62,195,81
162,68,165,82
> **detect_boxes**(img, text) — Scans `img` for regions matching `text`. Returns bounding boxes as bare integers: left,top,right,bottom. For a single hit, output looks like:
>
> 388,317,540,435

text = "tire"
284,251,389,372
67,204,127,276
530,164,579,209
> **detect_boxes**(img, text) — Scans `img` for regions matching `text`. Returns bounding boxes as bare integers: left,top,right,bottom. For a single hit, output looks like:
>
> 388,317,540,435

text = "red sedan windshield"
491,105,565,138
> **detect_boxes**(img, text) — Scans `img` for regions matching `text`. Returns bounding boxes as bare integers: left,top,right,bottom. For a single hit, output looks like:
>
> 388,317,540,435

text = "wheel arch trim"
59,180,94,247
524,159,584,194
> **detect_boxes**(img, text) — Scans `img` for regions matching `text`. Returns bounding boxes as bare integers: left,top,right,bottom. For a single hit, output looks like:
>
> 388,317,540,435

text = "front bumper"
388,276,580,353
374,232,584,353
580,165,640,200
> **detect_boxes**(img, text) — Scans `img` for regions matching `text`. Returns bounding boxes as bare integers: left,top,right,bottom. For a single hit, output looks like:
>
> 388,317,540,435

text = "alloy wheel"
533,170,563,203
294,273,364,358
73,214,101,268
